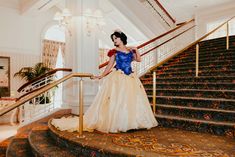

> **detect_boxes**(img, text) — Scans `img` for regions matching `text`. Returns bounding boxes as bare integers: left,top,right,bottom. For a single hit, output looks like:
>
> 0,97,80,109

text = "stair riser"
154,71,235,77
6,138,33,157
187,41,235,50
182,50,235,59
156,106,235,122
149,98,235,110
155,70,235,75
161,60,233,69
156,65,234,73
166,56,235,66
186,47,235,54
48,130,126,157
170,55,235,64
156,117,235,137
146,90,235,99
186,46,235,53
141,77,235,83
144,84,235,90
142,36,235,136
200,37,235,43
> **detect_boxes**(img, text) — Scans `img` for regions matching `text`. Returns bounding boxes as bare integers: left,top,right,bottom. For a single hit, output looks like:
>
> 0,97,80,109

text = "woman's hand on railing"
91,75,103,80
129,47,141,62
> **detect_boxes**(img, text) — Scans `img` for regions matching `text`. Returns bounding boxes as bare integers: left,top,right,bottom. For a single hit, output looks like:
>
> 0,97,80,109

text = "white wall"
0,6,56,54
0,6,57,97
195,1,235,39
0,52,39,97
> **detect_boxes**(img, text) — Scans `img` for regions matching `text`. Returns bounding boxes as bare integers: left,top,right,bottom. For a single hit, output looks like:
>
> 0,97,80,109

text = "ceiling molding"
20,0,61,15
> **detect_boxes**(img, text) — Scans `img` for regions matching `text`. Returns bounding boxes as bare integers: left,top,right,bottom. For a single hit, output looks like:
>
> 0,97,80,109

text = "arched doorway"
43,25,66,108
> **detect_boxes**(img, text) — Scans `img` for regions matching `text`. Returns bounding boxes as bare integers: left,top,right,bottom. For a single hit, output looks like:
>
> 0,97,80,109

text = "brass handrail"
184,16,235,77
0,72,93,136
0,73,90,116
152,71,156,115
193,16,234,45
149,16,235,73
17,68,72,92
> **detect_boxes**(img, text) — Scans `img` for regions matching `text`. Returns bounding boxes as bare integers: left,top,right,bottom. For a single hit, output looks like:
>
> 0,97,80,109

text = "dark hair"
110,31,127,45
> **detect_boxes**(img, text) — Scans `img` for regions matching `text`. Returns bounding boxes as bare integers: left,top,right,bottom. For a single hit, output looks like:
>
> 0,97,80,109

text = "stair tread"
155,65,234,71
155,114,235,126
155,104,235,113
151,95,235,102
141,75,235,80
29,129,76,157
159,63,234,68
162,59,235,66
6,138,33,157
154,69,235,75
146,82,235,85
145,88,235,92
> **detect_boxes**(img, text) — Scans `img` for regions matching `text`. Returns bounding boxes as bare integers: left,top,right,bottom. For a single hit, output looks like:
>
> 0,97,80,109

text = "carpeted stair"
4,119,235,157
141,36,235,137
0,110,71,156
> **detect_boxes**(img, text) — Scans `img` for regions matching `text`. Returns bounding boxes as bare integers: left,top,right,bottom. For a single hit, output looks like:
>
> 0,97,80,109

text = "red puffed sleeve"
107,49,116,57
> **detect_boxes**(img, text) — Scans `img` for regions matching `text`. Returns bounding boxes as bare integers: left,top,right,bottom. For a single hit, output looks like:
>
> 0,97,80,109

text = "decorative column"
62,0,100,114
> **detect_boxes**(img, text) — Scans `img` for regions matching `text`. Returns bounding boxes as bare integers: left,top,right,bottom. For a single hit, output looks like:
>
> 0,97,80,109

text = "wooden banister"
99,19,194,69
140,25,196,57
153,0,175,23
137,19,194,49
0,73,93,116
0,98,17,101
148,16,235,72
17,68,72,92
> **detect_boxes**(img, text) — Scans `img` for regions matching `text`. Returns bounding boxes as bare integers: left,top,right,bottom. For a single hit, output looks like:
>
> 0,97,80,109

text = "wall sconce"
84,9,105,36
54,8,72,36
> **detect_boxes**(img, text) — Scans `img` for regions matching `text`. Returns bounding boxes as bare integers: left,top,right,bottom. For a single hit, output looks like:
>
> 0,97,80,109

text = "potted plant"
14,62,51,81
14,62,53,104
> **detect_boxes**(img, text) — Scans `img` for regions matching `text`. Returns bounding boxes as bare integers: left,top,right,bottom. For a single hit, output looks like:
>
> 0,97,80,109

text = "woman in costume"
51,30,158,133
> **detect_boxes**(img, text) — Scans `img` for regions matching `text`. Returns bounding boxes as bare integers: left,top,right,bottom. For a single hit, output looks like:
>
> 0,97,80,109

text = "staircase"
141,36,235,137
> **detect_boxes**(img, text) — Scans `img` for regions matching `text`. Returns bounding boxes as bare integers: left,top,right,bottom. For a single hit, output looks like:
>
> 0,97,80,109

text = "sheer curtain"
42,39,66,68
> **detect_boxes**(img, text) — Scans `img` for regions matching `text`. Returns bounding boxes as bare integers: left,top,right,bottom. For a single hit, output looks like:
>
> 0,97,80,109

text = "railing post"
78,78,84,137
152,71,156,115
196,44,199,77
226,22,229,50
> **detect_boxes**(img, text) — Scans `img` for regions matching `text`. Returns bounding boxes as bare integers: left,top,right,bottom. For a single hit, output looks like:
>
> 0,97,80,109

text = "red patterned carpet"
48,119,235,157
1,112,234,157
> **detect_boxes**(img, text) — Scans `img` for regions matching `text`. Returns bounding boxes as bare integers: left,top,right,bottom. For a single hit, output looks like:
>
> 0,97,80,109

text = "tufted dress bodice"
115,50,134,75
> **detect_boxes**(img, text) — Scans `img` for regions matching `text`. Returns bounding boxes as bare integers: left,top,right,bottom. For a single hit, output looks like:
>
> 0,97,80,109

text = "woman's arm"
93,55,115,79
131,47,141,62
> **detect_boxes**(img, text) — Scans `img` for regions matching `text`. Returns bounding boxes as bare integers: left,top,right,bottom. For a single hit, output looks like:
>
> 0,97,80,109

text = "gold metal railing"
152,71,156,115
190,16,234,77
0,73,93,137
150,16,235,111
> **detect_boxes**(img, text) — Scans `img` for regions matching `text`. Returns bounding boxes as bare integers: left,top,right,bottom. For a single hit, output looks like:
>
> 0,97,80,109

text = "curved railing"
99,19,195,76
17,68,72,93
0,72,93,136
153,0,175,23
143,0,175,27
184,16,235,77
150,16,235,112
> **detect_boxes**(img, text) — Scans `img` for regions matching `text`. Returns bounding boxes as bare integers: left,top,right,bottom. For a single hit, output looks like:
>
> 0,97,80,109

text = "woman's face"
112,35,122,47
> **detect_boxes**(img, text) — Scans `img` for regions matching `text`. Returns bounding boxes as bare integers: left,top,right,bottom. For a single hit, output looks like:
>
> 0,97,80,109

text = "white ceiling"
0,0,19,9
158,0,235,23
1,0,235,46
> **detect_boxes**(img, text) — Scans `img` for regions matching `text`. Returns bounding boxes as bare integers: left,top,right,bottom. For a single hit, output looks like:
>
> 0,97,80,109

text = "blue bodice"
115,51,134,75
